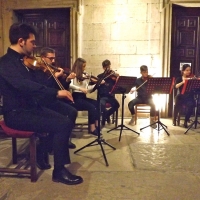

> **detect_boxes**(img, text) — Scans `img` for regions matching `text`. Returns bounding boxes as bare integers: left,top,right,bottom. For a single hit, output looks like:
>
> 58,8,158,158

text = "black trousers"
4,100,77,166
128,96,156,116
100,96,119,118
173,94,195,122
72,92,99,124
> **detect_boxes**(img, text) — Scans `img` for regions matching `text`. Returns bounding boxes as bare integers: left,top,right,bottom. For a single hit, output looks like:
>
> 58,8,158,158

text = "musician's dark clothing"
97,73,119,121
128,77,156,116
72,92,99,124
0,48,76,166
173,77,195,122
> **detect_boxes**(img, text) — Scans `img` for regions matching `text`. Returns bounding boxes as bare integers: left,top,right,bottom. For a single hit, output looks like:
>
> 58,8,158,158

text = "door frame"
161,0,200,117
0,0,81,66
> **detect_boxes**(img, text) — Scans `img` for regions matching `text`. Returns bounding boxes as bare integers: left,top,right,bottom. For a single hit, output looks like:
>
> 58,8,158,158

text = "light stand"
74,69,116,166
107,76,140,141
140,77,175,136
140,94,169,135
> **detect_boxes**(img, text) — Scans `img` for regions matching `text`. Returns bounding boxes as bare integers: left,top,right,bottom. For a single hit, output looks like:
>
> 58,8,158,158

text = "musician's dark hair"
9,23,37,44
72,58,86,81
140,65,148,72
181,64,191,72
40,47,55,57
102,59,111,67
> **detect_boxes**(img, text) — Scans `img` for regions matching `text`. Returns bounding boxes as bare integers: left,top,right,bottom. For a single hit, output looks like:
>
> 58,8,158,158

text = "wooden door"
15,8,70,68
169,5,200,116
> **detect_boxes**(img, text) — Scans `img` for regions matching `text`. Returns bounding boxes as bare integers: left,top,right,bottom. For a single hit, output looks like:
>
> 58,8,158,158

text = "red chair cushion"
0,120,34,138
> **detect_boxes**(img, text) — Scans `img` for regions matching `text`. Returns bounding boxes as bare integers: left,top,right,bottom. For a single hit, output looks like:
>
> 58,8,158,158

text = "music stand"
181,79,200,134
74,68,116,166
140,77,175,136
107,76,140,141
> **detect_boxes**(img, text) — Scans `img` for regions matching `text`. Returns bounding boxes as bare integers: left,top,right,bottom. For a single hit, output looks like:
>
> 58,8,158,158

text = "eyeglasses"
45,57,55,61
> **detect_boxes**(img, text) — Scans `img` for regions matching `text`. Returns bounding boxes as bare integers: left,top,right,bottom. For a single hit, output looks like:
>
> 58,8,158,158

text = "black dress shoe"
90,129,98,136
37,160,51,170
90,129,102,136
52,168,83,185
68,141,76,149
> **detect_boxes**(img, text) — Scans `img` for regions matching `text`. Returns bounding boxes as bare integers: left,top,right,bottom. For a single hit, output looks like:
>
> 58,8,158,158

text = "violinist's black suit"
0,48,77,166
97,72,119,124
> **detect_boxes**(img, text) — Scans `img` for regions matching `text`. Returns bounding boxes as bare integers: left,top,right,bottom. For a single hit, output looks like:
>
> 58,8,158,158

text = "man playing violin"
128,65,156,127
0,23,83,185
38,47,78,150
97,59,120,125
173,64,195,128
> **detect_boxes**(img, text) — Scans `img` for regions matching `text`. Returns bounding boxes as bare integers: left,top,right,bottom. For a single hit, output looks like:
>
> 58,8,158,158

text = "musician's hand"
57,90,74,102
79,88,88,94
100,80,105,84
129,88,135,94
55,67,64,78
66,72,76,82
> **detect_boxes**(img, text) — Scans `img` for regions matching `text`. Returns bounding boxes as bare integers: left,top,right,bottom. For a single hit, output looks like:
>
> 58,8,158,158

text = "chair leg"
115,109,118,127
135,106,137,125
12,137,17,164
29,134,37,182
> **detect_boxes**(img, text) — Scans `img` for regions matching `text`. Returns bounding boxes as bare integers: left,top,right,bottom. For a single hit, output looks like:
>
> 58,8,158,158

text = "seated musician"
69,58,104,136
97,59,120,125
173,64,195,128
38,47,78,150
128,65,156,127
0,23,83,185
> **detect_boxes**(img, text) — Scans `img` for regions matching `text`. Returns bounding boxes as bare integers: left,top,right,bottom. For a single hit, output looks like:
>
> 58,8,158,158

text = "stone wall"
81,0,162,117
0,0,199,118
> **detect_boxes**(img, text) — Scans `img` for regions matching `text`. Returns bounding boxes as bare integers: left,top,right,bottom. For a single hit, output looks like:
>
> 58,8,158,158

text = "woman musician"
173,64,196,128
128,65,157,127
97,59,120,126
69,58,104,136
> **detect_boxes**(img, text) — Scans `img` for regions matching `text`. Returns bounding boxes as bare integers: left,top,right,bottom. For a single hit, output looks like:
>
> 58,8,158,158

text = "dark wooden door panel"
169,5,200,116
15,9,70,68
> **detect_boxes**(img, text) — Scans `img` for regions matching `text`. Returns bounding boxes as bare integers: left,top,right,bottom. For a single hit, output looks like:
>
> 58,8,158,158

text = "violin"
186,74,196,79
23,56,65,89
23,56,71,77
135,74,154,91
23,56,46,71
104,70,119,81
142,75,153,81
82,72,99,83
44,62,71,76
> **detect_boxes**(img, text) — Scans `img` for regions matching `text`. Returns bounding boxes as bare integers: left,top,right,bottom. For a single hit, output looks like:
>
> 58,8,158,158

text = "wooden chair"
75,110,90,132
134,104,151,125
0,120,39,182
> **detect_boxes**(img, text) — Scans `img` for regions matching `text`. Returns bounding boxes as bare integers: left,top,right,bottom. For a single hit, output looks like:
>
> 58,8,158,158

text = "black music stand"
74,68,116,166
107,76,140,141
181,79,200,134
140,77,175,136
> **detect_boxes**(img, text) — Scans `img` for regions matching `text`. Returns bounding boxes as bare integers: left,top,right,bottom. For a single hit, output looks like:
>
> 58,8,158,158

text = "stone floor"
1,116,200,200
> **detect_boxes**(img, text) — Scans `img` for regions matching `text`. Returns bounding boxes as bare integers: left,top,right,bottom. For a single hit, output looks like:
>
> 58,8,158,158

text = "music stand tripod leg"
74,87,116,166
107,93,140,140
